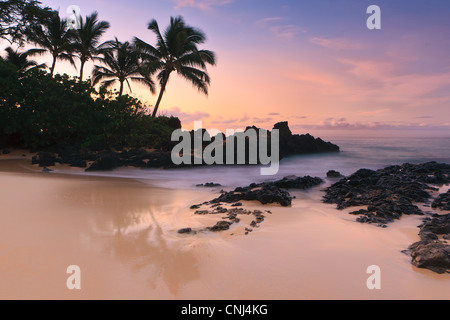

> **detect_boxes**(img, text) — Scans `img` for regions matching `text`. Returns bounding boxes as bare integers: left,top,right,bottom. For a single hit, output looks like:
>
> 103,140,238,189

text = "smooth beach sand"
0,155,449,300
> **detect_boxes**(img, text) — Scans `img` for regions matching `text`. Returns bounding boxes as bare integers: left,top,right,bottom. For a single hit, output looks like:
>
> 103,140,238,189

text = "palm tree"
92,38,155,97
71,11,110,81
134,16,216,117
4,46,46,77
27,11,75,76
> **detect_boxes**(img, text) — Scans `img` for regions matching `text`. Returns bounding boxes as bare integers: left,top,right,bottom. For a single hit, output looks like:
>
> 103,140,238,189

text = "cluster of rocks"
30,121,340,172
178,207,271,235
196,182,222,188
432,190,450,211
405,213,450,274
323,162,450,227
178,176,323,236
207,176,324,207
323,162,450,274
31,148,176,171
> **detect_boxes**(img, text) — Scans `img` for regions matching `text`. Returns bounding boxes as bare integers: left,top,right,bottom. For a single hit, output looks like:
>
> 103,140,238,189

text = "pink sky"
4,0,450,137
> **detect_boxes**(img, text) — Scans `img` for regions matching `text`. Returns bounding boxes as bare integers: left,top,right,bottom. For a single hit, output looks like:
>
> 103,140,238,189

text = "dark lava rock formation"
407,214,450,274
206,176,324,207
323,162,450,227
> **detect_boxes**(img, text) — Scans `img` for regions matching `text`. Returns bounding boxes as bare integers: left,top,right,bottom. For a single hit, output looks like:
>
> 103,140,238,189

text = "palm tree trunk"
119,80,124,97
79,60,85,81
50,55,57,76
152,75,169,118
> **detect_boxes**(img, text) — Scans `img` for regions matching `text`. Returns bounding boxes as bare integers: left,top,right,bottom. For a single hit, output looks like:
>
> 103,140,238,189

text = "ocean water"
70,136,450,189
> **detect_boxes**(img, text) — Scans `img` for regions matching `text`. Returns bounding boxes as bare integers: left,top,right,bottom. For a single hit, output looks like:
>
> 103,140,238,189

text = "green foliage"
0,59,180,150
0,0,53,45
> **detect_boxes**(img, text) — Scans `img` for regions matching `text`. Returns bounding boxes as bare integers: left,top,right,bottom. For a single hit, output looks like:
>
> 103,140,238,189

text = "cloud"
166,106,210,123
301,118,450,131
254,17,306,39
357,108,391,116
268,113,280,116
334,58,450,107
254,17,286,27
252,117,273,124
270,25,306,39
309,37,363,50
173,0,234,10
210,117,239,126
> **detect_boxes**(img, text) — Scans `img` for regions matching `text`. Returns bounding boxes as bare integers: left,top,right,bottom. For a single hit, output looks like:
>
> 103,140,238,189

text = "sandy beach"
0,153,448,300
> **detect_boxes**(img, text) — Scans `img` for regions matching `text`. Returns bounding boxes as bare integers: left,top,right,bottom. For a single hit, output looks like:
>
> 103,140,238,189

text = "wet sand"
0,155,449,300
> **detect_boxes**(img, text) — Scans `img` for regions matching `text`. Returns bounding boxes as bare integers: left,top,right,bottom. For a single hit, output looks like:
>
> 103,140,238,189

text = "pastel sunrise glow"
21,0,450,136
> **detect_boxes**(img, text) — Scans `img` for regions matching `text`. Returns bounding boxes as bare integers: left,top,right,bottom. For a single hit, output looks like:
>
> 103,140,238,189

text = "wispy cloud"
309,37,363,50
357,108,391,116
167,107,210,123
302,118,450,131
254,17,286,27
338,58,450,105
254,16,306,39
173,0,234,10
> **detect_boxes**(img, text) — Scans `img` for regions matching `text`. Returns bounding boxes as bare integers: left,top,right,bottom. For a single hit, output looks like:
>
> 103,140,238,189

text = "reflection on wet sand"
60,180,209,297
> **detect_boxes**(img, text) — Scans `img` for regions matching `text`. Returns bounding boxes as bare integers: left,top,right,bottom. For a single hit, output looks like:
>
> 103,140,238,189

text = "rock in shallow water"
209,221,232,232
408,214,450,274
206,176,323,207
432,191,450,211
409,240,450,274
178,228,194,234
326,170,343,179
323,162,450,226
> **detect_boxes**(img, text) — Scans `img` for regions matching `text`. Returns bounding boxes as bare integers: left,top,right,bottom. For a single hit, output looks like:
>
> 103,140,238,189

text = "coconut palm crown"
92,37,155,97
71,11,110,81
3,46,46,77
27,11,75,76
134,16,216,117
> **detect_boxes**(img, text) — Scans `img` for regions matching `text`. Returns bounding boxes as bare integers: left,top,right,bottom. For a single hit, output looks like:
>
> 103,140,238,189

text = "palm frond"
178,68,209,95
147,19,168,57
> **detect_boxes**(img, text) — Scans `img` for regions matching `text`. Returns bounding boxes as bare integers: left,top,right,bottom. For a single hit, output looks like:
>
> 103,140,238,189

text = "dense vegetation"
0,0,215,151
0,59,181,150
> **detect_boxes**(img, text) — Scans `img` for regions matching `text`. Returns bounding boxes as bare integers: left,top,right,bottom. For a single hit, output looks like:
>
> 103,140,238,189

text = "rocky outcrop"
85,150,122,172
27,121,339,171
432,191,450,211
323,162,450,226
32,152,57,167
203,176,324,207
327,170,344,179
274,121,340,158
211,183,294,207
196,183,222,188
178,176,323,236
407,214,450,274
322,162,450,274
178,207,272,236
